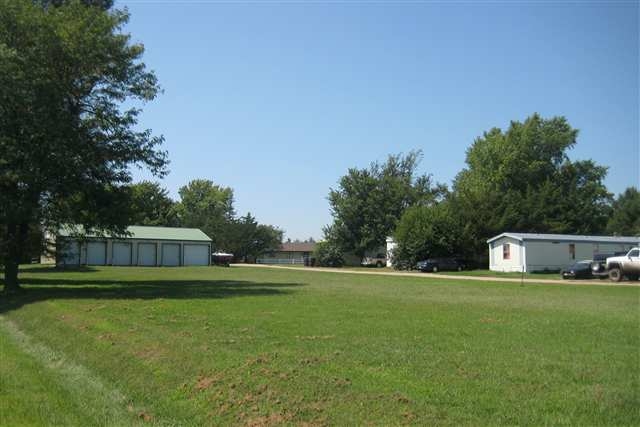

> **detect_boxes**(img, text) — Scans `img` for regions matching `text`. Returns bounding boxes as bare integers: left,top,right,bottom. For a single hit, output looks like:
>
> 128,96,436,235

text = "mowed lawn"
1,266,638,426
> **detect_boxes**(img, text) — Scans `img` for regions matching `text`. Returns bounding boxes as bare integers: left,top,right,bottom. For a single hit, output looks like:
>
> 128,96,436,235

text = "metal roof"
59,225,212,242
487,232,639,245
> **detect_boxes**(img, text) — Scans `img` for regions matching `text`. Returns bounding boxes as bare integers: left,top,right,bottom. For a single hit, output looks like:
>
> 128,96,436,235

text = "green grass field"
1,266,638,426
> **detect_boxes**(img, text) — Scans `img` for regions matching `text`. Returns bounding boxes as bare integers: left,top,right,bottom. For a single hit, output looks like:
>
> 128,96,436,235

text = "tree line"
321,114,639,268
128,179,282,262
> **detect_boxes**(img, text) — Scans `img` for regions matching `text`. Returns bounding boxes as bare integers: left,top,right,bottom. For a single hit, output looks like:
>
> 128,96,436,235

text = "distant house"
257,242,316,265
256,238,396,267
47,225,212,267
487,232,639,273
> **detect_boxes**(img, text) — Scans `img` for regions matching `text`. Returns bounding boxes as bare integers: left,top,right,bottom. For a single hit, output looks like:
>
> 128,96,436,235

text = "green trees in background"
327,114,623,268
607,187,640,236
176,179,235,248
450,114,612,259
173,179,284,258
128,182,180,227
313,240,345,267
1,0,166,292
220,213,283,262
325,151,446,259
393,202,462,268
128,180,282,260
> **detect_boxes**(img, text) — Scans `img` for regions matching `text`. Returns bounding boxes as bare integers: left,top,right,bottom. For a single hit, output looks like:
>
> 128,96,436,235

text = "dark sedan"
561,260,593,279
416,257,466,273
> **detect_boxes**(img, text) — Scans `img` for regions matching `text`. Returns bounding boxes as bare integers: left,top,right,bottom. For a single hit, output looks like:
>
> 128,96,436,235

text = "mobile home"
487,232,639,273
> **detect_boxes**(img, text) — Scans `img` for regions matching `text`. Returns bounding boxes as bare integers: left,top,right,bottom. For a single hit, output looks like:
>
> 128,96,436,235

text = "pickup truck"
605,248,640,282
361,254,387,268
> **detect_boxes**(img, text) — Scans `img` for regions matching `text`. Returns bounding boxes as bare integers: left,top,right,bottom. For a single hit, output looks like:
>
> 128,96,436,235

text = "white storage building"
53,225,212,267
487,232,639,273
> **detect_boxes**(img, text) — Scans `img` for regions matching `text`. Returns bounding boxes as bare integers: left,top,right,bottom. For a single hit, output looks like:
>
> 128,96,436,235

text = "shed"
52,225,212,267
487,232,639,273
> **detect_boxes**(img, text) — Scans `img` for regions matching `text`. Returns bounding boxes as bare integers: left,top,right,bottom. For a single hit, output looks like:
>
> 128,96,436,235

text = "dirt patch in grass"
243,412,288,427
299,356,327,366
480,317,503,324
138,411,153,422
246,354,271,366
194,373,224,391
133,346,164,361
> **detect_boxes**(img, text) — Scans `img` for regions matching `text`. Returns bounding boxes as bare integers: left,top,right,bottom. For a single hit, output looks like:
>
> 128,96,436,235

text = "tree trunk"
2,222,26,294
3,257,19,293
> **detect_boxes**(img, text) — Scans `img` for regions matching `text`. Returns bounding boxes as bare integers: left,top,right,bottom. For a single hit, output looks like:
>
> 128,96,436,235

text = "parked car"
561,260,593,279
416,257,466,273
361,254,386,268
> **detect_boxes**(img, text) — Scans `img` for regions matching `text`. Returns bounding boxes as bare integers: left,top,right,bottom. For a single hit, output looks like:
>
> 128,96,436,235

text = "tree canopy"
176,179,234,248
607,187,640,236
313,240,345,267
325,151,446,257
219,213,283,262
451,113,611,257
1,0,166,291
173,179,282,258
128,181,179,227
393,202,461,268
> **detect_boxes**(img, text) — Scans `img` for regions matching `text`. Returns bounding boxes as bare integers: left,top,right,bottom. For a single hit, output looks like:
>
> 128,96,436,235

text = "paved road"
233,263,640,287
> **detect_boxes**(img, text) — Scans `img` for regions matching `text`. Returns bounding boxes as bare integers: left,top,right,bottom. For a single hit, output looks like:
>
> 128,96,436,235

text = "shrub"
313,241,345,267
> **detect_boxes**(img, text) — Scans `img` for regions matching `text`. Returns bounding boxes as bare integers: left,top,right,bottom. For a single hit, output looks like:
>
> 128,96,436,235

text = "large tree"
607,187,640,236
326,151,446,257
0,1,166,292
176,179,235,248
452,113,612,257
393,201,462,269
128,181,179,227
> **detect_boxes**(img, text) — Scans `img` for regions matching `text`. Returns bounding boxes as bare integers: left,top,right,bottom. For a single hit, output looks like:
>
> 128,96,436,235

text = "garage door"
112,242,132,266
87,241,107,265
184,244,209,266
59,240,80,265
161,244,180,266
138,243,157,266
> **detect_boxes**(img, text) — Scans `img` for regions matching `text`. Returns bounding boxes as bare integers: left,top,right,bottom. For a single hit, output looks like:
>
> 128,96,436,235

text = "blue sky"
121,1,639,240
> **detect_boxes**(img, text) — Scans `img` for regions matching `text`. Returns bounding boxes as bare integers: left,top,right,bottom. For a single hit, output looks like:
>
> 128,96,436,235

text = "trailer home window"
569,243,575,260
503,243,510,260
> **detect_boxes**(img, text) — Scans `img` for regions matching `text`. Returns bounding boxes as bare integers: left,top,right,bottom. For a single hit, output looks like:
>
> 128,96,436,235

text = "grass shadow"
0,277,305,314
17,265,99,274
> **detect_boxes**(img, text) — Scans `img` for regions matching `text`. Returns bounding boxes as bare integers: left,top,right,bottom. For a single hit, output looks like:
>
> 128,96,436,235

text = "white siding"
526,241,637,272
112,242,132,266
488,238,638,273
183,244,209,266
489,237,523,272
56,237,212,267
137,243,157,266
86,241,107,265
161,244,180,266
